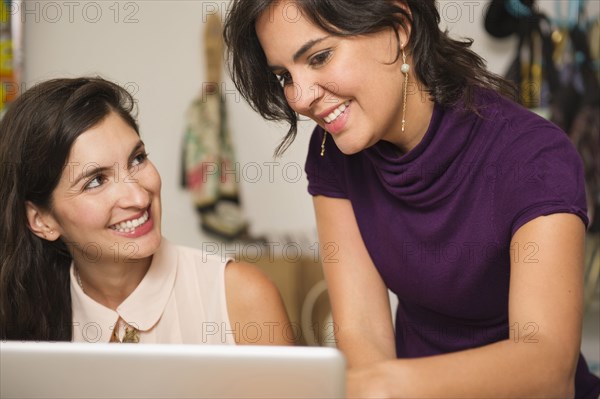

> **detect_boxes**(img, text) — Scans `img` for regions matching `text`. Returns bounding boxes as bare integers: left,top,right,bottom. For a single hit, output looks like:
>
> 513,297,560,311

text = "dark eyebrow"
293,36,329,62
269,36,330,71
70,140,145,187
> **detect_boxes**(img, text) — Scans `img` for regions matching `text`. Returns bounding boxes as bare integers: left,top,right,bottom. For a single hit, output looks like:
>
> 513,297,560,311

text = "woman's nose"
285,72,324,115
115,172,150,209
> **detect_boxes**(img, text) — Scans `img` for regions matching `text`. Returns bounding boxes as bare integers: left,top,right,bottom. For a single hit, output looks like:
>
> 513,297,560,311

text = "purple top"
305,88,599,397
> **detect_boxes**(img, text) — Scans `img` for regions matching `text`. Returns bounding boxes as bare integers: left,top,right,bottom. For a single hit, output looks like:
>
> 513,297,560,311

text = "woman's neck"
386,82,435,154
74,257,152,310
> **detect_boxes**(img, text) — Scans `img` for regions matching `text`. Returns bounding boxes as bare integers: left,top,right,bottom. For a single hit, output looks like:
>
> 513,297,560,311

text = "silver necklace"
75,267,84,291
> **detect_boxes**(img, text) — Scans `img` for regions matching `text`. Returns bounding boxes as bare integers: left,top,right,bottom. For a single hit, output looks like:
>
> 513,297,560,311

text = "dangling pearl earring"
401,48,410,133
320,131,327,157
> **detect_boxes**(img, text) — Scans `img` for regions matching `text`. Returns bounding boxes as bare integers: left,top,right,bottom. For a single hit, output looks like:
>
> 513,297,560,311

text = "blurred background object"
180,13,250,241
0,0,23,119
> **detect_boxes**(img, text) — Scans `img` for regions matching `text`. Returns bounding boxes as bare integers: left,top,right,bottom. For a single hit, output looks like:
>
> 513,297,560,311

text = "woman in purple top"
224,0,600,397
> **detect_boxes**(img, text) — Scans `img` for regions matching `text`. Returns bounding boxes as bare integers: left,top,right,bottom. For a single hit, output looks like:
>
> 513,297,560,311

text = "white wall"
18,0,598,250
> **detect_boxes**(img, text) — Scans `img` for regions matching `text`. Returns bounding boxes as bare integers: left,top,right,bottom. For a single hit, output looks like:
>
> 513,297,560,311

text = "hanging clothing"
181,85,248,240
0,0,20,116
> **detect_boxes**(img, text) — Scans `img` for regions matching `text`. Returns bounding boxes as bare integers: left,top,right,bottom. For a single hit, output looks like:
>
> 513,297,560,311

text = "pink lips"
110,209,147,228
323,101,351,135
110,206,154,238
112,217,154,239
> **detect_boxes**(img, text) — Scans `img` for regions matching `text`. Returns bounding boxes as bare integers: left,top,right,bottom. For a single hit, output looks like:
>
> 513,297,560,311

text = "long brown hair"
224,0,516,157
0,77,138,341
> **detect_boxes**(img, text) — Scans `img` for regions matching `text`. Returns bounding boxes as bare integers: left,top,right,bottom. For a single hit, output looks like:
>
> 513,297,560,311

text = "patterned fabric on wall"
0,0,19,118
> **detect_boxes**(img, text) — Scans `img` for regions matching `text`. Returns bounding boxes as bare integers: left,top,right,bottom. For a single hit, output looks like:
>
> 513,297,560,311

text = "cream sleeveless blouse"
70,239,235,345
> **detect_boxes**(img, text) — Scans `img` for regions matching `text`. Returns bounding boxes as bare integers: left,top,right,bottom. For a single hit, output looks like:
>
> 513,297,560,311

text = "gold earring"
400,48,410,133
44,229,55,240
320,131,327,157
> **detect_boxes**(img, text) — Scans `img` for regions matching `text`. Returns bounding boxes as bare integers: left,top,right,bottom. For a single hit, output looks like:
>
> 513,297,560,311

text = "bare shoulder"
224,261,280,303
224,261,293,345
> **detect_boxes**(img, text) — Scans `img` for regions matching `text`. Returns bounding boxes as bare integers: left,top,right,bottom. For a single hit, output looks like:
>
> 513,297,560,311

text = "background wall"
17,0,598,249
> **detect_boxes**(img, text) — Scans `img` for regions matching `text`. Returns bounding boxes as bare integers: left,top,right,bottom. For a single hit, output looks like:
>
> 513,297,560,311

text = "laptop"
0,341,346,398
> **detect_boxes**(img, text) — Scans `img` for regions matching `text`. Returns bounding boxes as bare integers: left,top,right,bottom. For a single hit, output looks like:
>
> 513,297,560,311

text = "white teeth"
324,101,350,124
110,211,149,233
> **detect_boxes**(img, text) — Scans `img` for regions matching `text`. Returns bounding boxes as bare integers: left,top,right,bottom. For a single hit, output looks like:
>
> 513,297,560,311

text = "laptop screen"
1,341,346,398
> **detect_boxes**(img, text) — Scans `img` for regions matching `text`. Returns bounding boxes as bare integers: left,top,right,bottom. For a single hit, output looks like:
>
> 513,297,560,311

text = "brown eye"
131,152,148,167
309,50,332,67
276,72,292,86
84,175,106,191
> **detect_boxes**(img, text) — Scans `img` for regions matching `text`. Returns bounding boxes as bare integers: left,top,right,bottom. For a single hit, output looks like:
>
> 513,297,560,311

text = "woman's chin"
125,231,162,262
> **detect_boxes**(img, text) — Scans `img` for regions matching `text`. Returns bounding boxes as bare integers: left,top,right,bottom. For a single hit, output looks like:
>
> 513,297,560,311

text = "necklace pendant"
122,326,140,343
110,324,140,343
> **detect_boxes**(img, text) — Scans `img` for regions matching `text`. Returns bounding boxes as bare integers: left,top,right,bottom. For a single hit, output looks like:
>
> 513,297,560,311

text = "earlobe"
25,201,60,241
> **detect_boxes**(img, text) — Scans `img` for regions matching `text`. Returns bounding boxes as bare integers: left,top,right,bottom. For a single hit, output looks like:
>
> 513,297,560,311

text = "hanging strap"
554,0,585,29
506,0,533,18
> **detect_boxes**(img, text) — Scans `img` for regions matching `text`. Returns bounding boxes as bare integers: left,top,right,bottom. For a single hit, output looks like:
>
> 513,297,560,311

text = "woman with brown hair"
224,1,600,397
0,77,291,346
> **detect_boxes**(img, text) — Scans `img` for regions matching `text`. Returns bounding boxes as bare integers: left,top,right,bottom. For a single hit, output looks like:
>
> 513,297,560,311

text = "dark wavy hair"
224,0,516,157
0,77,138,341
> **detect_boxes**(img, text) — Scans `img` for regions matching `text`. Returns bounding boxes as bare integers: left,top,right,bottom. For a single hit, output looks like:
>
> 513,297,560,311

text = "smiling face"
256,1,410,154
43,111,162,268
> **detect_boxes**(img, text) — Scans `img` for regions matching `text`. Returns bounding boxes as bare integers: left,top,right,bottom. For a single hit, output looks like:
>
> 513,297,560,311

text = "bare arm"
314,196,396,367
348,213,585,398
225,261,293,345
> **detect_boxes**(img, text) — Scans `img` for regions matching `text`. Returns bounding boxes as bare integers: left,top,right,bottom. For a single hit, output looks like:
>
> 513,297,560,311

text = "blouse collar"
70,238,177,342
